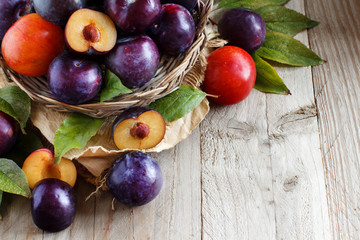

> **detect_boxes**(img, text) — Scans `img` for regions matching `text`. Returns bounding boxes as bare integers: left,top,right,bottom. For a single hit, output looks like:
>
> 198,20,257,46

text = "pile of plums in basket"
0,0,198,105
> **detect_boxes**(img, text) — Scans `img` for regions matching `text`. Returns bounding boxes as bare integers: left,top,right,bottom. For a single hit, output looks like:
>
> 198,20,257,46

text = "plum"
104,0,161,34
48,52,103,105
65,8,117,56
22,148,77,189
112,107,166,150
31,178,76,232
105,34,160,89
1,13,65,77
107,151,163,206
160,0,197,11
149,4,196,56
0,0,32,41
218,8,266,53
32,0,86,26
0,111,19,156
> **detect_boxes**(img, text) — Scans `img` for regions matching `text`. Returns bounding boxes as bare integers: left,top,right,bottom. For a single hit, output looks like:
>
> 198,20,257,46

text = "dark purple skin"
160,0,197,11
0,0,32,41
32,0,86,26
149,4,196,56
31,178,76,232
218,8,266,53
48,52,103,105
105,34,160,89
107,151,163,206
85,0,105,12
104,0,161,34
0,111,19,156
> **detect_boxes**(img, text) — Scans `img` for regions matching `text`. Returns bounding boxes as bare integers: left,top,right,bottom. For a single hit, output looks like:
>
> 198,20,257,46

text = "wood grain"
306,0,360,239
200,1,329,239
92,128,202,240
2,0,360,239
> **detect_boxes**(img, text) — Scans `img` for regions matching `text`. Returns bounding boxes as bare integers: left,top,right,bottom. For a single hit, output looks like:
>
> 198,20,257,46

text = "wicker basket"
0,0,212,118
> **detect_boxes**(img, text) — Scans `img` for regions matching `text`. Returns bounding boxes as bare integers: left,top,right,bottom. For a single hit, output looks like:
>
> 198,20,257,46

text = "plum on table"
107,151,164,206
160,0,197,11
31,178,76,232
22,148,77,189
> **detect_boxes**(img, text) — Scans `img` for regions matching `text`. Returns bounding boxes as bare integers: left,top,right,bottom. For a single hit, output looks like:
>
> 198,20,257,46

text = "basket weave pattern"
0,0,212,118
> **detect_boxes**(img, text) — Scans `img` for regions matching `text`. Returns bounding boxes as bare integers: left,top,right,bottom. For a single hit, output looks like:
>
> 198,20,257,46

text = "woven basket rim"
0,0,213,118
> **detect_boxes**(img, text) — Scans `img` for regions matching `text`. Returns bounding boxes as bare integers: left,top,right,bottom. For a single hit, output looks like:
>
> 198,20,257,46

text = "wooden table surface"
1,0,360,239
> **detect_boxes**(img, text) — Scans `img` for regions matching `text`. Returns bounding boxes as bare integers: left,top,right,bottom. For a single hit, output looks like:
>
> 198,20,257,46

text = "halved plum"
65,8,117,55
113,107,166,150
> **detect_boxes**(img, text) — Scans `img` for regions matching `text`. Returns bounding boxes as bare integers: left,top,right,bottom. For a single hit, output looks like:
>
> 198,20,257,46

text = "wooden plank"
266,1,330,239
306,0,360,239
200,1,330,239
0,193,42,239
93,128,202,239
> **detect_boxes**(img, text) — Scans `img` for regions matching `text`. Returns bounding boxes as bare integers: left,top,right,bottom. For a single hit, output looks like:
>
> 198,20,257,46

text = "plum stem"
83,23,100,43
130,123,150,139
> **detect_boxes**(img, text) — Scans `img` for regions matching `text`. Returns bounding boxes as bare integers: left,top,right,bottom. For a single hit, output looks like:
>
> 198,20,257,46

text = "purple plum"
105,34,160,89
149,4,196,56
0,111,19,156
32,0,86,26
104,0,161,34
218,8,266,53
0,0,32,40
107,151,164,206
160,0,197,11
48,52,103,105
31,178,76,232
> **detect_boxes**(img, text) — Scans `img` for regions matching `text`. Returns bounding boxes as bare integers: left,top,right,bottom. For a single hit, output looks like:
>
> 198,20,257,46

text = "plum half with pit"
112,107,166,150
65,8,117,56
218,8,266,53
105,34,160,89
0,111,19,156
48,52,103,105
107,151,164,206
104,0,161,34
31,178,76,232
149,4,196,56
0,0,32,41
32,0,86,26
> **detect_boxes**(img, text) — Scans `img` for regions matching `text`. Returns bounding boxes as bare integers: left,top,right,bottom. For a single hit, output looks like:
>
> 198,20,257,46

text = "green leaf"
4,131,43,167
252,53,290,94
100,69,133,103
256,32,324,66
218,0,289,10
0,86,31,133
0,158,31,198
54,113,105,164
257,5,318,36
149,85,206,123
